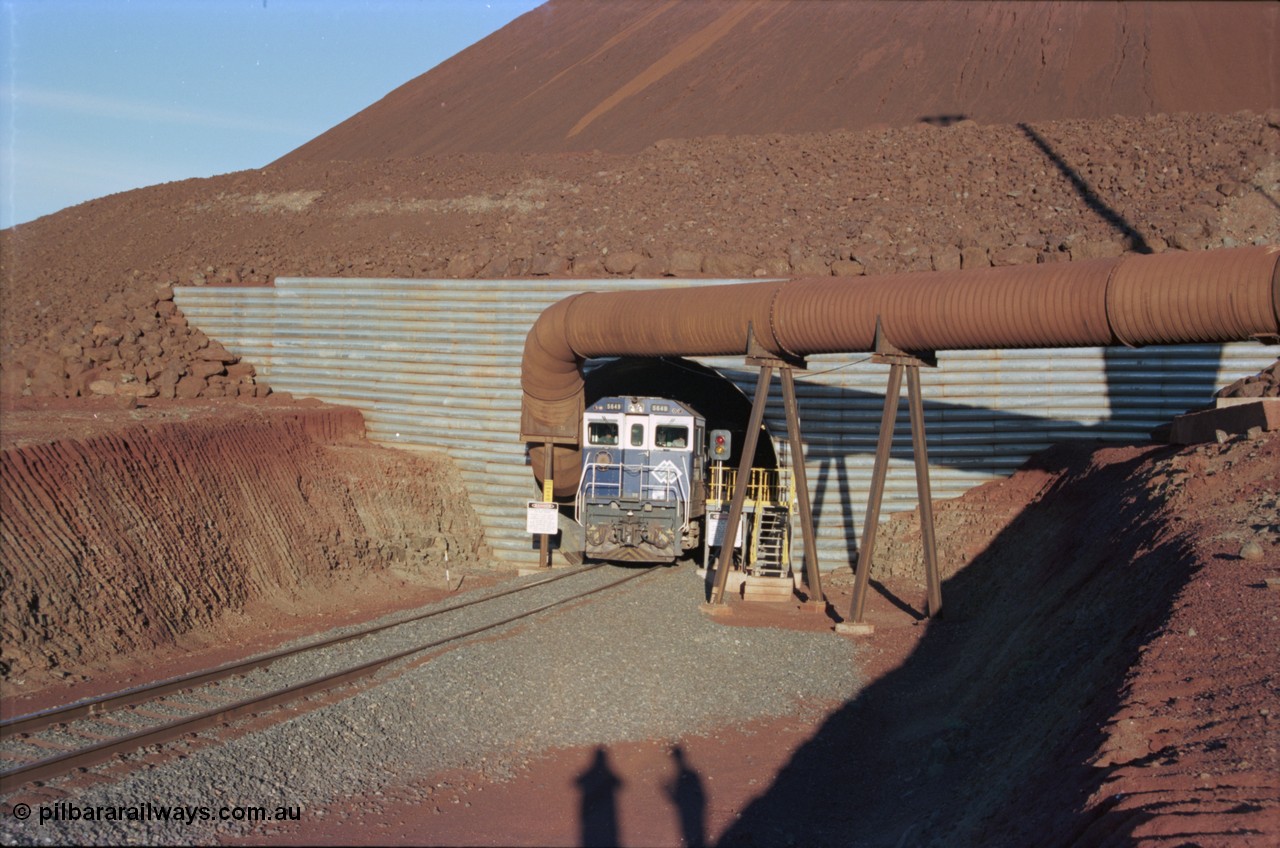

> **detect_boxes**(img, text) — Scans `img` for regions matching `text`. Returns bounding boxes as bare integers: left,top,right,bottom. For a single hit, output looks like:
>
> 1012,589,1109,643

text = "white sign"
526,502,560,535
707,511,743,548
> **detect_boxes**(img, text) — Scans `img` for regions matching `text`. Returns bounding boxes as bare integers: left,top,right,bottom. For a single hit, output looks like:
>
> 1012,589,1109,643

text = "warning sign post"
526,501,559,535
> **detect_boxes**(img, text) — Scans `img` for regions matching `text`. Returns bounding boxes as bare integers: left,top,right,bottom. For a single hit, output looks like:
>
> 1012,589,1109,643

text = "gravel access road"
1,564,860,844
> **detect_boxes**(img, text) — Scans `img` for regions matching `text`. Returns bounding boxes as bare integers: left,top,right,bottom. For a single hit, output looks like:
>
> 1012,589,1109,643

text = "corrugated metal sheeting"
175,277,1277,569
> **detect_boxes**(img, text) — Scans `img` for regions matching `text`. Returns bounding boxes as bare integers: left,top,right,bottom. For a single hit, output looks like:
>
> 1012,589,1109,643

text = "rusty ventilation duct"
522,246,1280,497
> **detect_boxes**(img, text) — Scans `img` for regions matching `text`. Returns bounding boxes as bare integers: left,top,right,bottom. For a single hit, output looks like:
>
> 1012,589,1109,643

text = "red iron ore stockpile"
1,2,1277,844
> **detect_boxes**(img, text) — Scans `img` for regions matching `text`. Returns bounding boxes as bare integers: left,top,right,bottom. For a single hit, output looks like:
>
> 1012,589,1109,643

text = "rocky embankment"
2,111,1278,402
0,402,490,683
1218,359,1280,399
0,284,268,403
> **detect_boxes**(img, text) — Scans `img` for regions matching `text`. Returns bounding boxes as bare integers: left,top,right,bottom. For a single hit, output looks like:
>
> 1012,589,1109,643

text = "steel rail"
0,563,604,740
0,564,651,791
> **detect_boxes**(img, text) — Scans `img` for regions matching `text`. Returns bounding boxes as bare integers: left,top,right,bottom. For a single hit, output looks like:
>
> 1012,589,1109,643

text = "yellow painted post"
540,443,554,569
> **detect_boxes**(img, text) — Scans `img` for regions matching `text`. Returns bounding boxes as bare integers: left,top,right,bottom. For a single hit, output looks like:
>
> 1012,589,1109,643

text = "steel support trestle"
709,363,772,604
908,366,943,616
782,367,825,604
709,334,825,606
848,355,942,625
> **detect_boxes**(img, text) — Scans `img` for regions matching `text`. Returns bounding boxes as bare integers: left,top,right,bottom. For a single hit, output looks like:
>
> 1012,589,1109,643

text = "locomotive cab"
577,396,706,563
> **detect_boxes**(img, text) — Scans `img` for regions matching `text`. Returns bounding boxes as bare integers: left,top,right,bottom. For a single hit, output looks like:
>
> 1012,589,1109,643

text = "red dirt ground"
2,1,1279,844
229,432,1280,847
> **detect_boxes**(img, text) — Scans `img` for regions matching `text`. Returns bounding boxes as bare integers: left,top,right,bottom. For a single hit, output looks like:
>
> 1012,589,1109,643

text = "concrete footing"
742,575,795,603
1169,399,1278,445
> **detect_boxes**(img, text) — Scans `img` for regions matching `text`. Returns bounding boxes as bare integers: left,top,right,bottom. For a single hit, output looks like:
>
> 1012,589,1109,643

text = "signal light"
710,429,731,461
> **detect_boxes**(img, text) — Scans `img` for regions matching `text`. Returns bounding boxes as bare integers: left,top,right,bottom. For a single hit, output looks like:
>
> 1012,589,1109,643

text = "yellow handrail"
708,465,793,508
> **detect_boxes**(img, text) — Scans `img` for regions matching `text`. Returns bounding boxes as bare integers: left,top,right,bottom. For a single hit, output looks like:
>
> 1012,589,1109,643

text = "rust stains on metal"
520,246,1280,493
1105,245,1280,347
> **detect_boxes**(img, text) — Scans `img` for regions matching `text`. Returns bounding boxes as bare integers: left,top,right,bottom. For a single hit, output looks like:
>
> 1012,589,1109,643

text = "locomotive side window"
630,422,646,447
655,425,689,449
588,421,618,445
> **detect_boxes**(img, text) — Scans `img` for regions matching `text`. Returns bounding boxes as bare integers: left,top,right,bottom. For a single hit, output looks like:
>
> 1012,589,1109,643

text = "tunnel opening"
582,356,779,472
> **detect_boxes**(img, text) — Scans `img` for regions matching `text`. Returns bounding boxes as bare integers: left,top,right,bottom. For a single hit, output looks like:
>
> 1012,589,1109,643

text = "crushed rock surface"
0,565,858,845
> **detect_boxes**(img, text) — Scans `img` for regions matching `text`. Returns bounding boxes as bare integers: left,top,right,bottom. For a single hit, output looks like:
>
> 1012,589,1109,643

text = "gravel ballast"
1,564,859,844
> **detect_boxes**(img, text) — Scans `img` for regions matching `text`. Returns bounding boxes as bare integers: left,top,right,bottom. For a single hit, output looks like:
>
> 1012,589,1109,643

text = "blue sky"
1,0,544,228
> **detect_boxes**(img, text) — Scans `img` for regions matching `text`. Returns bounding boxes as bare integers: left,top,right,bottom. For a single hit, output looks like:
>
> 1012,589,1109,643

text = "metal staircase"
749,505,789,577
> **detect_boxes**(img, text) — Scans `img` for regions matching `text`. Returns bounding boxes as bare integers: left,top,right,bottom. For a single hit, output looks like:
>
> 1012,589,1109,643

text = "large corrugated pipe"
523,246,1280,497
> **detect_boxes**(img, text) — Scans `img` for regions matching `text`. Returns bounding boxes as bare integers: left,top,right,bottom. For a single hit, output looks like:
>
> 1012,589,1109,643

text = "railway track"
0,563,652,792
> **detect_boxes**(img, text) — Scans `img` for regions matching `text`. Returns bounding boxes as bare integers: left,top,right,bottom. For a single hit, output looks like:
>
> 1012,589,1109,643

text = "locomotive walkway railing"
576,462,692,535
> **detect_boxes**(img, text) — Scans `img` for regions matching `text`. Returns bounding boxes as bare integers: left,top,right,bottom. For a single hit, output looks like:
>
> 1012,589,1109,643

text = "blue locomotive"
573,395,792,571
576,396,707,562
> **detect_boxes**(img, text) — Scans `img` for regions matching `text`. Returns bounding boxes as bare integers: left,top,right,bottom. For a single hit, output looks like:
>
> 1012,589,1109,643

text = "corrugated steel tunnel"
175,246,1279,569
522,246,1280,497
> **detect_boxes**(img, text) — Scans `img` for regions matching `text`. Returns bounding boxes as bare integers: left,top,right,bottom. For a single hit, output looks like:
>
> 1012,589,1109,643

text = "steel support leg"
539,442,553,569
781,367,824,604
908,366,943,617
709,363,773,604
849,364,904,624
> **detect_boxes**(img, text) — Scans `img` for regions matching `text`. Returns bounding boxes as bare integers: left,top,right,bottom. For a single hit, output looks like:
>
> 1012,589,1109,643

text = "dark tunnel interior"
582,357,778,471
